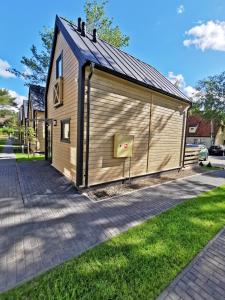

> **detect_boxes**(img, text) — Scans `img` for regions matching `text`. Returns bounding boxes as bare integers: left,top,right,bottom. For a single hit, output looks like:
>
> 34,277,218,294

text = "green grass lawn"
1,184,225,299
15,152,45,162
201,165,222,171
12,143,45,162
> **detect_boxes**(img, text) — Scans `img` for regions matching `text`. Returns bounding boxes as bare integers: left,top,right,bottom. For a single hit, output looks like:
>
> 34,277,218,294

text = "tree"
0,89,17,107
5,112,18,128
84,0,129,48
2,127,14,138
10,0,129,86
10,27,54,86
0,109,13,118
26,127,36,157
192,71,225,141
193,71,225,123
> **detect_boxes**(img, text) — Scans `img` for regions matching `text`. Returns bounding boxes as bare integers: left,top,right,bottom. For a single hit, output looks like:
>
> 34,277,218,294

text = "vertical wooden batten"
146,93,153,173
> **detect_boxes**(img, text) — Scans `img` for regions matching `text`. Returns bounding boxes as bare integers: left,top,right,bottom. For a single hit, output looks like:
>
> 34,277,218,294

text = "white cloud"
183,20,225,51
0,59,15,78
8,90,26,106
183,85,199,99
168,71,185,89
168,72,199,101
177,4,184,14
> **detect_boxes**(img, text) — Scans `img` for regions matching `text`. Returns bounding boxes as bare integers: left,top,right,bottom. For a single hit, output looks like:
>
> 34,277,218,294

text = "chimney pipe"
77,17,82,32
81,21,86,37
93,28,97,42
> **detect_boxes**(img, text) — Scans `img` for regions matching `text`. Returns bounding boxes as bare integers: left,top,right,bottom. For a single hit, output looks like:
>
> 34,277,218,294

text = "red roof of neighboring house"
187,115,212,137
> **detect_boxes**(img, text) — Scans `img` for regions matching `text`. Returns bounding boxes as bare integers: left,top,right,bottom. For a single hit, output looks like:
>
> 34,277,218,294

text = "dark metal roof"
57,16,190,103
187,115,212,137
28,84,45,112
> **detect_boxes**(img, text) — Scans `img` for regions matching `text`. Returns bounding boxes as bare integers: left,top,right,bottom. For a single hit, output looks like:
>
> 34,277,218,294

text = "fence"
184,147,200,166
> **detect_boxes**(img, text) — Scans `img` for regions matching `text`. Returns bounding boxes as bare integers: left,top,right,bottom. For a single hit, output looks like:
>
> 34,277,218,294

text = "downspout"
85,62,95,188
76,65,85,187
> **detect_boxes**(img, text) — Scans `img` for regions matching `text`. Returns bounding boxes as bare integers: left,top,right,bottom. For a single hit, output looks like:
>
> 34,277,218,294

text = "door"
47,120,52,163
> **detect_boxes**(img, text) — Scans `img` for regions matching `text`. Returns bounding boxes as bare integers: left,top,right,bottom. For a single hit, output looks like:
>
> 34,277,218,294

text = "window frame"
56,52,63,79
60,118,70,143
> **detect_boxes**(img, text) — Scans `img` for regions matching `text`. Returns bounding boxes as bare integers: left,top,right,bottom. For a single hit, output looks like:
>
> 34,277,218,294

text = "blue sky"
0,0,225,104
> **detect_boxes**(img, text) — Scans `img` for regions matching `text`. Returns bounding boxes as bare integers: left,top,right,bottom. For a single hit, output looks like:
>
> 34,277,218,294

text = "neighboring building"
18,100,28,145
28,85,45,153
186,115,225,147
18,105,23,144
22,100,28,126
45,16,191,188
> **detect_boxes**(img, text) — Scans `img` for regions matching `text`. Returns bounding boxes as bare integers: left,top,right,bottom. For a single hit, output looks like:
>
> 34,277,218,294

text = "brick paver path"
1,139,225,293
158,228,225,300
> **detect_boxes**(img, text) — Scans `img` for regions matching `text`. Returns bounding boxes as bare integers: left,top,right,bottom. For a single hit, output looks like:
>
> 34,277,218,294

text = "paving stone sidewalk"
1,139,225,294
158,228,225,300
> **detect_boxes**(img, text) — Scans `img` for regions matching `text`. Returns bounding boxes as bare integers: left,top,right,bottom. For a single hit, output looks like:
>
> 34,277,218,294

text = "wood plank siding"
47,31,79,181
86,69,188,186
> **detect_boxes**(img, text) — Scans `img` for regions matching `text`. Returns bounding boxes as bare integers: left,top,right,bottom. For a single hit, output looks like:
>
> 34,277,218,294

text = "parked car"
208,145,225,156
186,144,209,161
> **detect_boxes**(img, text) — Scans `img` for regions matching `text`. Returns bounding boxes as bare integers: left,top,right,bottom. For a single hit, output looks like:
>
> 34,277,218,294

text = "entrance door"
47,120,52,163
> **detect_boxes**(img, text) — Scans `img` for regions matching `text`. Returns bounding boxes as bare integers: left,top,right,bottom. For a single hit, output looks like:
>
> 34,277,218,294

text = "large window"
56,53,63,78
61,119,70,143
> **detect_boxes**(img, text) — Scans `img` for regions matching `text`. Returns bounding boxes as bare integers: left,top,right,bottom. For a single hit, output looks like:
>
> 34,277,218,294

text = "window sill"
60,139,70,144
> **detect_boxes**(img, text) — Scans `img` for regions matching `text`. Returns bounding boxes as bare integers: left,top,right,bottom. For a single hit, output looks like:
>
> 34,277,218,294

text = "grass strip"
15,152,45,162
1,184,225,300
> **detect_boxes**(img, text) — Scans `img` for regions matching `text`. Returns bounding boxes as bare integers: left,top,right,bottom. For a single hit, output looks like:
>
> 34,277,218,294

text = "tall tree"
84,0,129,48
10,0,129,86
191,71,225,136
10,27,54,86
0,89,17,107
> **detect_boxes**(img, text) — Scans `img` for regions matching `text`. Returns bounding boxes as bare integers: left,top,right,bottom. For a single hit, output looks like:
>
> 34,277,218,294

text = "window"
194,138,198,144
61,119,70,143
189,126,197,133
56,53,63,78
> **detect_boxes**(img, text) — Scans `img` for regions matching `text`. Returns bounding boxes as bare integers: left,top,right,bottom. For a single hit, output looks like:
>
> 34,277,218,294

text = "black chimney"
93,28,97,42
81,21,86,37
77,17,82,32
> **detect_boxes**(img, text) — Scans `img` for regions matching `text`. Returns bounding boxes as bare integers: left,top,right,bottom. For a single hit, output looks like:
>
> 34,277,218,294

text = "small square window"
56,53,63,78
61,119,70,143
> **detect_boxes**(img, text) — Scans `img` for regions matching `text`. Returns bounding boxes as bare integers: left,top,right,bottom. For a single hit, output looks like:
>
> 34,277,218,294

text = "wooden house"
28,85,45,153
18,100,28,145
45,16,191,188
187,114,225,147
